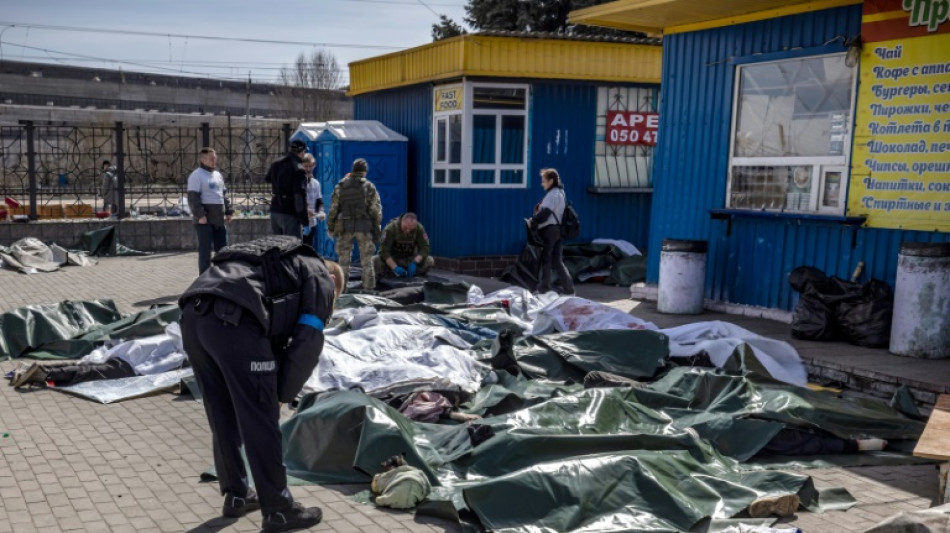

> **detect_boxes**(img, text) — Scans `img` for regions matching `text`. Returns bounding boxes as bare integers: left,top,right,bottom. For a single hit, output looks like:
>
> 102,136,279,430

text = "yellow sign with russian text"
434,85,463,113
848,31,950,231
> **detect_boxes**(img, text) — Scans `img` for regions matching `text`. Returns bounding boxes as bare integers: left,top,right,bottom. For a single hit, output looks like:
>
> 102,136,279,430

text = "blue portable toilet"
291,120,408,260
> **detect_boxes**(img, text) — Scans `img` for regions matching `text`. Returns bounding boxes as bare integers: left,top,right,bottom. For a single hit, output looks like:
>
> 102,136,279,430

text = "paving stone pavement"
0,253,943,532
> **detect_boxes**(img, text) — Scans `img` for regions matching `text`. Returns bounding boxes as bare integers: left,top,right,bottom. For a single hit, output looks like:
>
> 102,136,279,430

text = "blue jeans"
270,212,301,238
196,223,228,274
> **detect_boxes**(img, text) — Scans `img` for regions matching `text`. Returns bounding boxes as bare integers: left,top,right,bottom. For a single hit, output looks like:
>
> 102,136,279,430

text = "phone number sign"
606,111,658,146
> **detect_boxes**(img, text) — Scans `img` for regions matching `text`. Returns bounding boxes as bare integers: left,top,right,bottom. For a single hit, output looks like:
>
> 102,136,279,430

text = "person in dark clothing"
530,168,574,295
99,160,118,215
10,358,136,388
755,428,886,457
178,236,342,532
265,140,310,238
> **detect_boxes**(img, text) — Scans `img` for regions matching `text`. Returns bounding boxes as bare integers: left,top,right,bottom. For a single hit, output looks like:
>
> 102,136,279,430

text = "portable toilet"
290,120,408,260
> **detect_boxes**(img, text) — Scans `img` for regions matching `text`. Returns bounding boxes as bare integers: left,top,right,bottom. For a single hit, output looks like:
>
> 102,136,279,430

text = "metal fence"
0,120,294,219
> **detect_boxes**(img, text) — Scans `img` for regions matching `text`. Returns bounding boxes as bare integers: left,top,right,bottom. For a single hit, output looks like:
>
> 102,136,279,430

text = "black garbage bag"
789,266,894,347
836,278,893,348
791,286,838,341
788,266,831,293
499,241,542,291
500,220,568,292
789,266,842,341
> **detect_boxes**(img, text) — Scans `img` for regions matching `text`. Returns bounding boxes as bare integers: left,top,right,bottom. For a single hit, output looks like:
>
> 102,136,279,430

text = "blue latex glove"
393,266,408,277
302,226,312,237
407,261,417,277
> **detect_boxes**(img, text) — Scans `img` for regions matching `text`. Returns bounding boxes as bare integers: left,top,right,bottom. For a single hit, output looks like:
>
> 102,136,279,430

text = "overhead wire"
0,41,351,84
0,21,407,50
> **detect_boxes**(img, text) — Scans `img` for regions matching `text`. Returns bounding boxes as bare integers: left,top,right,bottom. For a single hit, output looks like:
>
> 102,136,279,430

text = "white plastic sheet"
304,324,486,396
660,321,807,387
82,323,186,376
55,367,193,404
530,296,658,335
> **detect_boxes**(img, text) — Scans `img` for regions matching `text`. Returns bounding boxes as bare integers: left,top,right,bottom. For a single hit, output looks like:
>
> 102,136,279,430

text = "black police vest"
211,235,320,339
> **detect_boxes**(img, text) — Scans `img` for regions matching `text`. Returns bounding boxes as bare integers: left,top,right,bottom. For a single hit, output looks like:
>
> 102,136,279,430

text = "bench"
913,394,950,504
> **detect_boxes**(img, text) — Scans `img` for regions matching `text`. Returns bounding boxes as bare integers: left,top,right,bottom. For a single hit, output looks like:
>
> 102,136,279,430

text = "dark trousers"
196,223,228,274
538,224,574,294
757,428,858,457
181,298,293,514
270,212,301,238
47,358,136,386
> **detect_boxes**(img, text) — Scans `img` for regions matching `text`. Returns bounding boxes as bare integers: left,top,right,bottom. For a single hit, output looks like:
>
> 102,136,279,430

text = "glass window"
501,116,525,164
472,115,496,164
436,119,446,163
472,170,494,184
432,82,528,188
449,115,462,164
728,54,855,214
473,87,526,110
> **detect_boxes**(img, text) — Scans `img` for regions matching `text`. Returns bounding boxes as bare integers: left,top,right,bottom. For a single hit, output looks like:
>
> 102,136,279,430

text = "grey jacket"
99,166,117,203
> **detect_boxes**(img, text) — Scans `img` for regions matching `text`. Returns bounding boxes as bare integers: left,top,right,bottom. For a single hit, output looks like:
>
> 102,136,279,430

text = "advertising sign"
434,85,463,113
848,0,950,231
606,111,658,146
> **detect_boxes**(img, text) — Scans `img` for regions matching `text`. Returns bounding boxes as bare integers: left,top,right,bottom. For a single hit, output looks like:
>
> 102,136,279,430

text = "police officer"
265,140,309,237
327,158,382,291
373,212,434,278
178,236,342,532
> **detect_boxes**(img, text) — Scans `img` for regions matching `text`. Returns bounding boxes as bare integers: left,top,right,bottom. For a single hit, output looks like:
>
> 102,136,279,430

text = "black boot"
222,488,260,518
261,502,322,532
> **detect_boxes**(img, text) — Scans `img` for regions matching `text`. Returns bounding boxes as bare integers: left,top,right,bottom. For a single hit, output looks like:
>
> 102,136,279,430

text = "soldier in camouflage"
327,158,382,291
373,212,434,278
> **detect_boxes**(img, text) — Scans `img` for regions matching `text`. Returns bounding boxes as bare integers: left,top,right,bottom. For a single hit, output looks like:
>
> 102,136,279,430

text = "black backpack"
557,203,581,240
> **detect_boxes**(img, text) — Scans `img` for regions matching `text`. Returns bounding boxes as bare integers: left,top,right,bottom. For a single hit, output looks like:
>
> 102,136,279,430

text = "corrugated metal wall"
648,4,950,310
355,80,653,257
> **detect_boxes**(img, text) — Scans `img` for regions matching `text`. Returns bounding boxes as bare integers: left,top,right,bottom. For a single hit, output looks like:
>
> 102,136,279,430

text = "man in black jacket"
265,140,310,238
178,236,342,532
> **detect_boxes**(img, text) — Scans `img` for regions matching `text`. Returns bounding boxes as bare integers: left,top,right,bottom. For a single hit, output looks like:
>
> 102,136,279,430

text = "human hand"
225,215,232,224
198,216,207,225
302,226,312,237
393,266,408,277
315,210,326,221
407,262,417,277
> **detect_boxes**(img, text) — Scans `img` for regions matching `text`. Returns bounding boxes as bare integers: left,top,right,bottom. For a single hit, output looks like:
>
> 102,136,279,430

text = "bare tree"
276,49,344,121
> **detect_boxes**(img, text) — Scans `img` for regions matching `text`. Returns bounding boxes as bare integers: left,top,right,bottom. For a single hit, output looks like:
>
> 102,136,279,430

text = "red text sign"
606,111,658,146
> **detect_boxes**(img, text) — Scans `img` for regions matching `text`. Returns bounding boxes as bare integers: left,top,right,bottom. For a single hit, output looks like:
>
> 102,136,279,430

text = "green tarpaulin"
1,301,181,360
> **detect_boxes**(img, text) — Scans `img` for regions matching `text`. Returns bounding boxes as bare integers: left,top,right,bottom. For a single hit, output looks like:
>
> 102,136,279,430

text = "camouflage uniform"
373,215,435,276
327,167,382,290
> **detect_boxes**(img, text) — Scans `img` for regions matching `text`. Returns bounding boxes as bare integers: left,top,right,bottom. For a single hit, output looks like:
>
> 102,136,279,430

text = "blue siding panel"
356,81,653,258
648,4,950,310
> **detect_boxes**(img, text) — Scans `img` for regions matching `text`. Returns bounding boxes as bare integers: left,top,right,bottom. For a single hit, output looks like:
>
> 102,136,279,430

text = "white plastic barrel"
889,241,950,359
657,239,707,314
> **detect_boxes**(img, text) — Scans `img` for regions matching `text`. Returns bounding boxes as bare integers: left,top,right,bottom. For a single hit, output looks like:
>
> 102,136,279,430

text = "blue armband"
297,314,325,331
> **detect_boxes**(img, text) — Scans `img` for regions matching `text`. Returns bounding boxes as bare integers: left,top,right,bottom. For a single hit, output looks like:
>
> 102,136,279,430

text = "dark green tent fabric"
2,302,181,360
604,254,648,286
282,381,863,532
422,280,472,305
562,242,647,285
0,300,122,359
81,226,149,257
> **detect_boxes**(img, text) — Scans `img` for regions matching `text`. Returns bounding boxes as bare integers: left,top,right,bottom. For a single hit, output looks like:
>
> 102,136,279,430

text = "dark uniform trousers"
181,296,293,514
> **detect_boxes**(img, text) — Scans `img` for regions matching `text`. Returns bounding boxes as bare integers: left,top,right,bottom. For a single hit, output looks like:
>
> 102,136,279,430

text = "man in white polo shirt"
187,147,233,273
